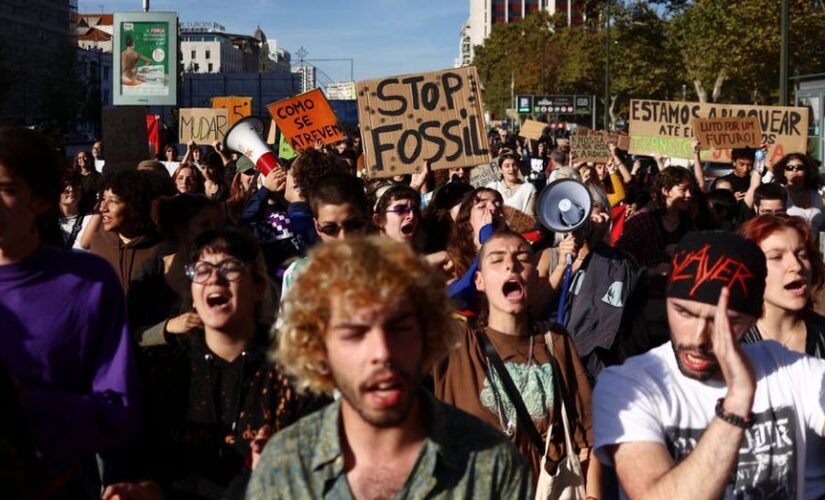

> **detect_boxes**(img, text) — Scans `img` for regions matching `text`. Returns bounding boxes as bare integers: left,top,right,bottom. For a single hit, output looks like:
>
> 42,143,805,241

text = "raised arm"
609,288,755,499
690,139,706,192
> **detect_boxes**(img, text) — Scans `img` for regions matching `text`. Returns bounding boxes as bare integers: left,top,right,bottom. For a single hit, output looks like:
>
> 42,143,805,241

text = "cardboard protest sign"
519,120,547,141
212,96,252,126
692,116,761,150
504,206,536,233
102,106,149,172
356,66,491,178
268,88,344,152
607,131,630,151
179,108,229,145
469,161,500,188
628,99,808,163
571,134,610,163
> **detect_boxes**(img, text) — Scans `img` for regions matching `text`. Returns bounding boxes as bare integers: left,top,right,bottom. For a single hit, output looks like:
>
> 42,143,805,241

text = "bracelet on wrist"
715,398,754,429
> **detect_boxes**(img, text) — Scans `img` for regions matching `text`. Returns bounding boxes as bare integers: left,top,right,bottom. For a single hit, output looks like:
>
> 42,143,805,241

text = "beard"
332,362,423,428
671,342,721,381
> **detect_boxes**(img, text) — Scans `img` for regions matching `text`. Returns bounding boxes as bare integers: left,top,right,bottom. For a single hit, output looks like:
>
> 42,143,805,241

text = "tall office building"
292,64,316,93
459,0,593,66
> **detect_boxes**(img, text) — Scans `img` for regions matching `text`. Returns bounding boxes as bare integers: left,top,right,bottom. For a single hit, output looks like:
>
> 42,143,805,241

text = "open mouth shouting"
206,291,231,312
400,222,416,236
362,371,406,409
784,279,808,297
501,278,526,303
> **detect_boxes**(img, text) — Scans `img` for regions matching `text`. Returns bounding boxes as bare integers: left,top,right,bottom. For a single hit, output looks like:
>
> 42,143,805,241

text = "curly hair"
99,170,167,236
446,187,505,279
274,236,460,395
291,148,350,199
771,153,822,191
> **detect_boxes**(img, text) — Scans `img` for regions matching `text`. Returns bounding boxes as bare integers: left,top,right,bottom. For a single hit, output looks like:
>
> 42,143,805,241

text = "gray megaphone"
536,178,593,234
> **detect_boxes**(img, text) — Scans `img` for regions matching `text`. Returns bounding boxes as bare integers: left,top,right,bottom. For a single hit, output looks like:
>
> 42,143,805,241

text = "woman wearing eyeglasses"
772,153,824,232
104,227,327,500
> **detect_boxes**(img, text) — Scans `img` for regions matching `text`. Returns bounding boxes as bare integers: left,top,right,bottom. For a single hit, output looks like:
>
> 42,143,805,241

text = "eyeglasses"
385,205,419,216
785,163,805,172
317,219,366,236
185,259,246,284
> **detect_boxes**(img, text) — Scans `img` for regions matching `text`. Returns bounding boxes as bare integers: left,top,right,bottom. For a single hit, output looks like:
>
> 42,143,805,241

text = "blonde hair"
274,236,459,395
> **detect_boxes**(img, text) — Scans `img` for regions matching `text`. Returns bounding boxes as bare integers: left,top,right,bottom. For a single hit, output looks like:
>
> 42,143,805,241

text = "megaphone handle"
555,256,574,326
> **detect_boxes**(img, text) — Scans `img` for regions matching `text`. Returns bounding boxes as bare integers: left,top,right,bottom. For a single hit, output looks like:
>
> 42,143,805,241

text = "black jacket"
128,329,329,499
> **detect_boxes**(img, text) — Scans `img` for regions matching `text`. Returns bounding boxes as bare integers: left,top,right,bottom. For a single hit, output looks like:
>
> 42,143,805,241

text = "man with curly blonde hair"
247,236,531,499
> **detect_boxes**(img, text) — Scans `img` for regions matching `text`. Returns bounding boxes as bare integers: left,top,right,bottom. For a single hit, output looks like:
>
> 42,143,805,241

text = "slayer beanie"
667,231,767,317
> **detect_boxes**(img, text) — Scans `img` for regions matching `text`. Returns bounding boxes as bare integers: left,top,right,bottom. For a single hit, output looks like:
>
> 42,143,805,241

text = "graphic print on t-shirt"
479,361,554,425
665,406,797,498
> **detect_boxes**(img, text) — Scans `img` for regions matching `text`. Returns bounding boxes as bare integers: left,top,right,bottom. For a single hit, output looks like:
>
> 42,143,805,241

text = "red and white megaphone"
224,116,280,175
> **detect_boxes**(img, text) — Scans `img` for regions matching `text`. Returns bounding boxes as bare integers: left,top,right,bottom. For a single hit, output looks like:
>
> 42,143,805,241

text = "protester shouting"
740,215,825,498
248,236,531,498
127,193,225,346
434,230,602,495
104,227,326,500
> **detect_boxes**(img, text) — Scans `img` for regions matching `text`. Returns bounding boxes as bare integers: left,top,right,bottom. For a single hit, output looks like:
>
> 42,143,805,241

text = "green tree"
670,0,825,104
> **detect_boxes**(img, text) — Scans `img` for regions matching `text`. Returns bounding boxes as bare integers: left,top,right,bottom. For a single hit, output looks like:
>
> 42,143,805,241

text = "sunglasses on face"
785,163,805,172
317,218,366,236
385,205,419,216
185,259,246,284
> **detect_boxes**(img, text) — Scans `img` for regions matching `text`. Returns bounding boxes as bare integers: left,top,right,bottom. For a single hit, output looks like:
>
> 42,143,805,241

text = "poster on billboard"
113,12,178,106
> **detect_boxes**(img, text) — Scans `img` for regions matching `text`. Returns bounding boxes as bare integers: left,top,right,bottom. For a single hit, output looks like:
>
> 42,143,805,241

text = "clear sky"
79,0,468,82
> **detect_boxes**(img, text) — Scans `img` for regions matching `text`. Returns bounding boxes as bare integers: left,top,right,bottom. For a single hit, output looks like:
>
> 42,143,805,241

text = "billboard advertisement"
113,12,178,106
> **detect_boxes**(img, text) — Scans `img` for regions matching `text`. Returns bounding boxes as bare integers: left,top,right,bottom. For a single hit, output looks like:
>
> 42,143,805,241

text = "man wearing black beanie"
592,231,825,499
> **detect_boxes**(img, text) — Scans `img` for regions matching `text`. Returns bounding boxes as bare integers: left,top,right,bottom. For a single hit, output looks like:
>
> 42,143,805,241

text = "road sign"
516,95,533,114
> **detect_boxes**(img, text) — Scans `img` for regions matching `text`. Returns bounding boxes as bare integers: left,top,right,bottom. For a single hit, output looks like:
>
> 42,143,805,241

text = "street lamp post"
604,0,611,130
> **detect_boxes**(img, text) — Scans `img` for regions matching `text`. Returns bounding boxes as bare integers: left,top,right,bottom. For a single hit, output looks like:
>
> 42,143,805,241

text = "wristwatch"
715,398,754,429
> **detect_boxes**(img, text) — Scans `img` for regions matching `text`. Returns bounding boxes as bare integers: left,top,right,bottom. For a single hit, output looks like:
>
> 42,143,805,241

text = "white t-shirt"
162,161,180,177
594,341,825,499
486,180,537,218
786,191,824,233
59,215,92,250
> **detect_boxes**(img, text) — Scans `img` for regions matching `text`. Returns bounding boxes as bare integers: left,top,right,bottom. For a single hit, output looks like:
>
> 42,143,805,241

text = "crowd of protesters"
2,120,825,500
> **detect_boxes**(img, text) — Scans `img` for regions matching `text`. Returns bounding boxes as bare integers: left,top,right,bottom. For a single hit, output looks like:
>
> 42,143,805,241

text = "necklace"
485,334,535,437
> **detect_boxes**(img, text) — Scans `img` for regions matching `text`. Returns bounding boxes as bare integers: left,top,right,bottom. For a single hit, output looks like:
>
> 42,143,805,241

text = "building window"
205,50,211,59
191,50,196,59
208,63,213,72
